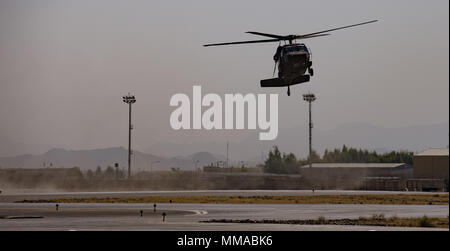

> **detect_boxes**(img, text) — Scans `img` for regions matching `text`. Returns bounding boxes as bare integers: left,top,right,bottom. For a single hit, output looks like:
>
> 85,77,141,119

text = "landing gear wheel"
308,68,314,77
287,86,291,96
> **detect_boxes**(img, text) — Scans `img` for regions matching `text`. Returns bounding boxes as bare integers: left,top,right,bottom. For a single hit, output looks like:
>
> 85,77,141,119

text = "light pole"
123,93,136,179
226,142,229,168
303,93,316,169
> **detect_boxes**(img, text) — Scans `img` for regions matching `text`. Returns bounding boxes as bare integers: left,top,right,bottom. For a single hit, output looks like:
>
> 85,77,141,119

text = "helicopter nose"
288,53,307,61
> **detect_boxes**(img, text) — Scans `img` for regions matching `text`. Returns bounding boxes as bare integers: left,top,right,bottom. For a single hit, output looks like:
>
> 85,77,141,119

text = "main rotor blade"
204,20,377,47
203,38,280,47
297,33,331,39
296,20,378,38
246,31,285,39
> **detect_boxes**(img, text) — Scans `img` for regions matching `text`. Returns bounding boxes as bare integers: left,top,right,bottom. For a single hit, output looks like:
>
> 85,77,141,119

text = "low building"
413,148,449,180
362,177,402,191
298,163,413,190
299,163,412,178
410,148,449,191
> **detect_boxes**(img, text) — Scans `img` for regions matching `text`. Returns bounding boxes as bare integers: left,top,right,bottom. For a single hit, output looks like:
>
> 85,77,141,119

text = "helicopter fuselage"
277,43,312,83
261,43,313,94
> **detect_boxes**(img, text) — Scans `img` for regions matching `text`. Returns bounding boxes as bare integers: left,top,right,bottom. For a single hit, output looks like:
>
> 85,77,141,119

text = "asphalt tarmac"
0,190,448,231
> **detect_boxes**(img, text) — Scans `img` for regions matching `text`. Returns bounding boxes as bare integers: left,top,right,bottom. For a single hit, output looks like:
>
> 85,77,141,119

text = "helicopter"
204,20,378,96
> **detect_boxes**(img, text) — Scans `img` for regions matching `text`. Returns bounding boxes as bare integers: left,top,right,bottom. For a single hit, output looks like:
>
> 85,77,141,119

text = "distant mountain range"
0,121,447,170
144,121,449,161
0,147,227,172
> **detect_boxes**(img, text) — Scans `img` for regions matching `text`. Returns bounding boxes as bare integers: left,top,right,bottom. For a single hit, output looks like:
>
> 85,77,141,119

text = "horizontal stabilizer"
260,75,310,88
260,77,287,87
292,75,310,85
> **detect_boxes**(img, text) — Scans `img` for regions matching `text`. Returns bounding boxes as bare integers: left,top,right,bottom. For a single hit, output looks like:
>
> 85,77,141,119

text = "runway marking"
1,215,44,219
190,210,208,215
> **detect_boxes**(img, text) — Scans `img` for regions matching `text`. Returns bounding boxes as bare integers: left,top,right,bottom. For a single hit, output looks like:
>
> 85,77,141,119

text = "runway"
0,190,448,231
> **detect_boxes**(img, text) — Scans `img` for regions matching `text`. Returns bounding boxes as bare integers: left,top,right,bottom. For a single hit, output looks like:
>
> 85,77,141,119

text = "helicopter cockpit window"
283,46,308,54
283,47,295,54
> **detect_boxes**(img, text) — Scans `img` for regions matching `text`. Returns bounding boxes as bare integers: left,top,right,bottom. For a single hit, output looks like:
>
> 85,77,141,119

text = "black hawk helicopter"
204,20,378,96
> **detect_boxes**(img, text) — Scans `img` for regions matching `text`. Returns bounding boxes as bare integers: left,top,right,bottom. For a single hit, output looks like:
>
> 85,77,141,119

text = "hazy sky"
0,0,448,157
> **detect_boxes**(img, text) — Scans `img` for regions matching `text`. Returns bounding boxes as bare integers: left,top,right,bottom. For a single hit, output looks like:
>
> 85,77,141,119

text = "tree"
264,146,301,174
115,166,125,180
104,166,115,179
86,169,94,180
94,166,102,179
264,146,284,173
307,150,321,163
283,153,298,174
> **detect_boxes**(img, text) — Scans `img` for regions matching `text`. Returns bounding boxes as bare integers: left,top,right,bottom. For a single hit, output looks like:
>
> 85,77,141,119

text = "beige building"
413,148,449,180
299,163,412,178
298,163,413,190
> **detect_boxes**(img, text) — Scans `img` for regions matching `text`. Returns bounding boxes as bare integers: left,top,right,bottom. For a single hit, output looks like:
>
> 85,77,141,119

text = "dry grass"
18,194,449,205
203,215,449,229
